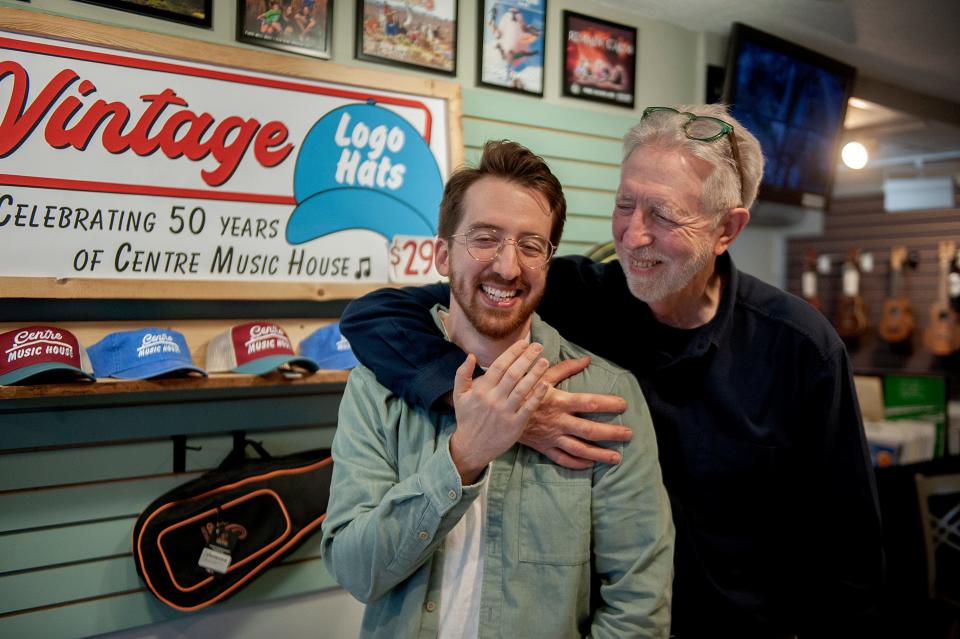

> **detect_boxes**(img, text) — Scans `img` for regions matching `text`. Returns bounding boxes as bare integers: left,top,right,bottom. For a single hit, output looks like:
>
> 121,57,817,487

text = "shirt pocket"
518,462,592,565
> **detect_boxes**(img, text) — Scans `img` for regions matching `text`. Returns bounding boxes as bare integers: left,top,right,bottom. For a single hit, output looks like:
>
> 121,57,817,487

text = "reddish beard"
448,270,544,339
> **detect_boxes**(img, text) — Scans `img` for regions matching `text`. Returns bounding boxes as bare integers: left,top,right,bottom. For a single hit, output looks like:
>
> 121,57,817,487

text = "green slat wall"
0,559,338,639
0,385,341,639
0,429,335,492
461,88,634,257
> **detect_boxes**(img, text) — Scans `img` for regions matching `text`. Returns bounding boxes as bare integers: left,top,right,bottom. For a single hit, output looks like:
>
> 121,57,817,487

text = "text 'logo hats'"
206,322,319,376
299,322,360,370
0,325,95,385
287,101,443,245
87,328,207,380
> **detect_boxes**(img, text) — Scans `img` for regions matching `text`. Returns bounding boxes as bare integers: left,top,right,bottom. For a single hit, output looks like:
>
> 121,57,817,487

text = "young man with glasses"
339,105,884,637
321,140,674,638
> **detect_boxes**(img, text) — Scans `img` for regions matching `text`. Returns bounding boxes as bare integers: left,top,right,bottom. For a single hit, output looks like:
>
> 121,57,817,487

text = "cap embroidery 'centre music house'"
0,325,96,385
206,322,319,376
87,328,207,380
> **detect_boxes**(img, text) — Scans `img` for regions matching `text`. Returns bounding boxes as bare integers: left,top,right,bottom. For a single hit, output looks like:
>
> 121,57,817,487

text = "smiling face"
613,145,725,306
436,176,552,343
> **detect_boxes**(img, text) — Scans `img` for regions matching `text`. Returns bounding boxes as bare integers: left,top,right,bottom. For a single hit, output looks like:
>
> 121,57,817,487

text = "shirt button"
425,601,436,612
418,531,429,541
448,489,457,500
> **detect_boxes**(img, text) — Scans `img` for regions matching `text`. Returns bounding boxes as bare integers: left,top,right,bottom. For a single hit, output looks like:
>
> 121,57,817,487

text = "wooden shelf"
0,370,350,401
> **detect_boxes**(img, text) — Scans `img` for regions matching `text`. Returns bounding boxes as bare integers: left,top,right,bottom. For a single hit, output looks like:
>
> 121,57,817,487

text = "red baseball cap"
0,325,96,385
206,322,319,375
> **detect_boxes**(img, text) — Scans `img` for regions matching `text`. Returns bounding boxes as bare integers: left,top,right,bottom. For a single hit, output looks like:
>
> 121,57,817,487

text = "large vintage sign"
0,27,454,288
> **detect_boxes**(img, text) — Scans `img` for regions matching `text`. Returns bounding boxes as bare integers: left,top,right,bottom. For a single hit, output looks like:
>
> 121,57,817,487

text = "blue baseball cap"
299,323,360,370
287,101,443,244
87,328,206,379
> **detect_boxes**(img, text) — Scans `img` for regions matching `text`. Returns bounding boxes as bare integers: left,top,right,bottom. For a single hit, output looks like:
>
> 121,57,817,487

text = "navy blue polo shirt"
341,252,884,637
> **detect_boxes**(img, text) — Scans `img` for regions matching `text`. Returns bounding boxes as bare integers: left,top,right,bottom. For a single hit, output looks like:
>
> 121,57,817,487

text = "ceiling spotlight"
842,141,869,169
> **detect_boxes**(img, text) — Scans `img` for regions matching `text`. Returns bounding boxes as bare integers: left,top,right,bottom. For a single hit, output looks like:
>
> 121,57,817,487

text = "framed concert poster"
356,0,458,75
477,0,546,96
561,11,636,108
237,0,333,59
74,0,212,27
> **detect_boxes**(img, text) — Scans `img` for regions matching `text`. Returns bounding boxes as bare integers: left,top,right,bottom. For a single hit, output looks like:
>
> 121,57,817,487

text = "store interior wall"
3,0,813,289
4,1,952,637
0,1,708,637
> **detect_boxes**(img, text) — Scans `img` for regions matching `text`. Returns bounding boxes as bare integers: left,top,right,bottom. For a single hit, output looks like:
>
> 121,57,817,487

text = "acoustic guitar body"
923,304,960,356
835,248,868,339
878,298,915,343
878,247,915,344
836,296,869,339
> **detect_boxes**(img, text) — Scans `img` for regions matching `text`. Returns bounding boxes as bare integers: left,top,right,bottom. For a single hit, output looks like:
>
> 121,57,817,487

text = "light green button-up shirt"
321,310,674,638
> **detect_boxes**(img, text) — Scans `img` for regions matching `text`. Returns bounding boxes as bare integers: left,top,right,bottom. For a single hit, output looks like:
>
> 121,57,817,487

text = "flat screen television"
722,23,856,210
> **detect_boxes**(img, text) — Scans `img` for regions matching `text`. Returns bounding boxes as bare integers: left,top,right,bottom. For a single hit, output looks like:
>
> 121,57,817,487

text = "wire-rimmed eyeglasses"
450,228,556,269
641,106,746,206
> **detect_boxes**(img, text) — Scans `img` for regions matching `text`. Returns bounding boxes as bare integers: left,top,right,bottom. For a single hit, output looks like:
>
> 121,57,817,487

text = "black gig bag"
133,440,333,612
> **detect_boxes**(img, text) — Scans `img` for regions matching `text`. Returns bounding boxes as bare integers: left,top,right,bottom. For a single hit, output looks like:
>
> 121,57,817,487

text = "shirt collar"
430,305,562,365
705,251,738,349
650,252,738,364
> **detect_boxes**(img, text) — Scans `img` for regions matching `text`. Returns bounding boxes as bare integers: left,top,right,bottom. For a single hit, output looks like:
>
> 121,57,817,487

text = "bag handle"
218,431,273,470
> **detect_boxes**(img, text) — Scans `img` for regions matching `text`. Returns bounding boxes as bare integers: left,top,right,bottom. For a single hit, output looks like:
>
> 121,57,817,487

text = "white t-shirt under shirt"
435,317,529,637
437,467,490,638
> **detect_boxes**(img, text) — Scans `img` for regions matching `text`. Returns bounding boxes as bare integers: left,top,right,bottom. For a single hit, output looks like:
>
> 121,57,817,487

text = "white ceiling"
600,0,960,193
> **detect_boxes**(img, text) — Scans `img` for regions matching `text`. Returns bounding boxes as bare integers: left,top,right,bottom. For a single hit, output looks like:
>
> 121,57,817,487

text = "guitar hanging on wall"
835,248,869,339
923,240,960,356
878,246,916,344
801,247,822,311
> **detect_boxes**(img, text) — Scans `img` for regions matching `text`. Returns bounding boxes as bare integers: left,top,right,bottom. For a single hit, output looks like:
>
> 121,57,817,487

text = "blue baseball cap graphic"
299,323,360,370
287,102,443,244
87,328,206,379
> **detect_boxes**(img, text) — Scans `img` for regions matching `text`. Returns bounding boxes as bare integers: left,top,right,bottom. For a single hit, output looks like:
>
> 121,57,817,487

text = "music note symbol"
354,256,371,279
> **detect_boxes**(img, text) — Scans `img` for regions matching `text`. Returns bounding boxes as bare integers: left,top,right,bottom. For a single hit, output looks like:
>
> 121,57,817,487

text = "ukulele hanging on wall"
950,246,960,312
923,240,960,356
878,246,916,344
835,248,869,339
801,247,822,311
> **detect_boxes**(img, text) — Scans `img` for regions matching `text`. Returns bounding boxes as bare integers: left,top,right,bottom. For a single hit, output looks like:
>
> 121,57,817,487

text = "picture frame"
561,11,637,109
476,0,546,96
237,0,333,59
73,0,212,28
356,0,458,76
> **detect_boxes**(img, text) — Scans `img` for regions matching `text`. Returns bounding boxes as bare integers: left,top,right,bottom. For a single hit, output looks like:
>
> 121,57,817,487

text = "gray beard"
618,244,714,303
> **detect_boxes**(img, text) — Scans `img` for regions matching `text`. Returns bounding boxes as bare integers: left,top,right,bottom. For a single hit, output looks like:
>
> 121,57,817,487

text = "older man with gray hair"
341,104,884,637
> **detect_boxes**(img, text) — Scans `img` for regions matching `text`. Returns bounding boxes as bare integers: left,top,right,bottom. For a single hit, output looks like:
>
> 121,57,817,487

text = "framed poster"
356,0,458,75
237,0,333,59
561,11,636,108
477,0,546,96
73,0,212,28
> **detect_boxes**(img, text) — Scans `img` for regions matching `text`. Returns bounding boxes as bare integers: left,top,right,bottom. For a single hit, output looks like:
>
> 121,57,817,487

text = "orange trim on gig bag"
132,443,333,612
